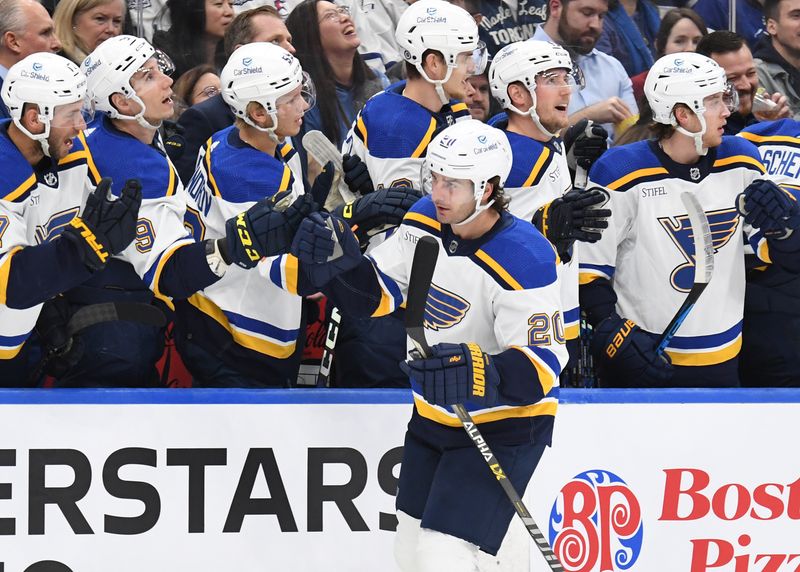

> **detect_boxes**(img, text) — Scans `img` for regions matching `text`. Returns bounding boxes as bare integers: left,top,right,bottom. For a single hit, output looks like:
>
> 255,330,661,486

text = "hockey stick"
656,192,714,356
404,236,565,572
302,130,356,210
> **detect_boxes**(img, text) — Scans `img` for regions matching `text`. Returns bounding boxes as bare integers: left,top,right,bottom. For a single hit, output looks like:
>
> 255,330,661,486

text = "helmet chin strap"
673,112,708,156
114,94,162,130
417,65,454,106
507,88,560,139
14,116,52,157
244,111,281,144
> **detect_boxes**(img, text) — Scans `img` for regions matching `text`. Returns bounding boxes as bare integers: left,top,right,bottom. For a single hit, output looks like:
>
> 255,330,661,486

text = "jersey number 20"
528,312,566,346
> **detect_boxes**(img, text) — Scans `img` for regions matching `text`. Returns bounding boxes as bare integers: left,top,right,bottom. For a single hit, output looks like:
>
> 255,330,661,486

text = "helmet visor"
468,41,488,76
420,162,433,196
535,66,585,92
50,97,95,129
703,82,739,114
276,72,317,111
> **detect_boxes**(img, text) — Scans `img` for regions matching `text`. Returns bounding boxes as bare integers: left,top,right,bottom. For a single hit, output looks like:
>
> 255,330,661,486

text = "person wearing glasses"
580,52,800,388
171,64,221,118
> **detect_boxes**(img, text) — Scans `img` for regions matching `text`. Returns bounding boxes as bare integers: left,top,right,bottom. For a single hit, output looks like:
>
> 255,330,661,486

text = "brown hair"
654,8,708,57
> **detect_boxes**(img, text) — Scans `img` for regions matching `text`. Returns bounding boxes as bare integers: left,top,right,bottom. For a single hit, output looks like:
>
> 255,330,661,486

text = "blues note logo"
658,208,739,292
424,284,471,330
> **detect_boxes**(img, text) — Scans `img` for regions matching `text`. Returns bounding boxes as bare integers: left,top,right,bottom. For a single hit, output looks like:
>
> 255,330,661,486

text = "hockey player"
37,35,315,386
331,0,487,387
738,119,800,386
489,40,610,379
0,53,140,383
289,120,567,570
580,52,800,387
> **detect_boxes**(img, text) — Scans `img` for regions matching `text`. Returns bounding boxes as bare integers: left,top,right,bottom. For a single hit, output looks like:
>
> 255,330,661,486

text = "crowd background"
1,0,798,388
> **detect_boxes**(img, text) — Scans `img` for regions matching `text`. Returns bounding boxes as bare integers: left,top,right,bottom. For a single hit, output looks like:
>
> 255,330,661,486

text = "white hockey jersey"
180,126,306,381
503,130,580,340
739,118,800,188
580,137,771,366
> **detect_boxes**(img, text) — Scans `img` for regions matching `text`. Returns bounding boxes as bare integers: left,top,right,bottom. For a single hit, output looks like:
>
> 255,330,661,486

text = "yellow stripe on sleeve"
284,254,298,295
666,336,742,366
2,173,36,203
77,131,102,184
0,247,23,305
356,115,368,149
475,249,523,290
411,118,437,159
713,154,765,173
522,147,551,188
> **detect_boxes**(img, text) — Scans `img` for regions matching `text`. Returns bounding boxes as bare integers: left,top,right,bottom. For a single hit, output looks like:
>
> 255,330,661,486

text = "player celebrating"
290,120,568,570
0,53,140,383
489,40,610,379
580,52,800,387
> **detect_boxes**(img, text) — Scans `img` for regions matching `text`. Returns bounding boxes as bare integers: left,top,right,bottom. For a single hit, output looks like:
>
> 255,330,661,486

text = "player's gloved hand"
333,187,422,245
342,153,374,195
564,119,609,173
310,161,335,207
291,212,362,287
400,342,500,407
221,191,317,268
532,188,611,262
34,295,84,378
61,177,142,272
590,314,674,387
736,179,800,238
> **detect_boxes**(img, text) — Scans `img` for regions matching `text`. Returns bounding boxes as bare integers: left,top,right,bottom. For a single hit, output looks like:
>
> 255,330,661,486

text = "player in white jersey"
489,40,610,382
738,119,800,386
289,120,567,571
580,53,800,388
0,53,142,384
176,42,326,386
32,35,315,386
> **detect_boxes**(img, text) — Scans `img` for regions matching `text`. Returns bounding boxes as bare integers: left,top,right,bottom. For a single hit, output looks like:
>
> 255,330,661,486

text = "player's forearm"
157,241,221,300
765,233,800,274
493,346,558,405
4,239,93,309
319,257,383,318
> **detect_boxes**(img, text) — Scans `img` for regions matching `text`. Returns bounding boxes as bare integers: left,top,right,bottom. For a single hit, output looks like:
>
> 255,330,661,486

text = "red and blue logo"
548,470,644,571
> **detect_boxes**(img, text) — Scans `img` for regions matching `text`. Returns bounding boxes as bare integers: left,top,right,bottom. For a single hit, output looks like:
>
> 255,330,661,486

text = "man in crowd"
465,71,492,122
754,0,800,118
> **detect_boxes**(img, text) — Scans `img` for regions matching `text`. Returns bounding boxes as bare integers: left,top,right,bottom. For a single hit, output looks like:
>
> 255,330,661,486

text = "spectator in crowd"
172,5,294,184
596,0,660,77
533,0,638,140
465,71,492,121
152,0,234,80
0,0,62,118
630,8,708,103
171,64,220,117
754,0,800,119
697,30,791,134
286,1,387,154
53,0,125,65
692,0,767,49
581,52,800,388
341,0,408,77
466,0,548,57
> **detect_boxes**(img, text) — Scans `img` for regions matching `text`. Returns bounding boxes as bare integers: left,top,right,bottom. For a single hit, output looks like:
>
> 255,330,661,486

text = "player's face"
317,2,360,53
557,0,607,55
72,0,125,53
663,17,704,55
465,74,491,121
710,46,758,116
129,57,175,124
443,52,477,101
274,84,310,138
47,100,89,162
699,92,732,148
535,69,575,132
430,172,478,224
766,0,800,59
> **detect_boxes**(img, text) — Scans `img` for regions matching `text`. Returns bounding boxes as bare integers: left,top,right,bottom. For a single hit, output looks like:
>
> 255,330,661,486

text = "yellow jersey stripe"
414,396,557,426
187,293,296,358
758,240,771,264
451,102,468,113
204,140,223,198
78,131,102,184
607,166,669,190
475,249,523,290
666,335,742,366
356,115,368,149
713,154,765,173
564,323,579,340
0,344,24,359
579,272,605,285
404,211,441,231
0,247,23,305
284,254,299,295
513,346,556,396
411,118,437,159
739,132,800,145
58,147,88,165
523,146,551,188
279,165,291,192
3,173,36,203
150,241,189,311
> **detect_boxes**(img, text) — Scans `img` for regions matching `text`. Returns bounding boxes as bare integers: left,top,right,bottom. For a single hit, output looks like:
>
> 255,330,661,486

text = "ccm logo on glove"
605,318,635,358
234,212,260,263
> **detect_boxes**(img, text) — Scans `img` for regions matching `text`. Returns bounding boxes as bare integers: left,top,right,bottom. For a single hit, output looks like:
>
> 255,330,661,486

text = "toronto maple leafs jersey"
342,81,472,190
179,126,306,383
503,130,580,340
580,137,770,367
81,116,194,308
343,196,567,445
0,123,92,360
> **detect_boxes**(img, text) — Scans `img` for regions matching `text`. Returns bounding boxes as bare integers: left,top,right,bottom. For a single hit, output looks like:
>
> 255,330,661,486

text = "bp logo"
549,470,644,571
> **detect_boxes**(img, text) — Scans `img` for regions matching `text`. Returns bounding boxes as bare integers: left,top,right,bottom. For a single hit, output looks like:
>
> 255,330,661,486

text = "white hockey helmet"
490,40,583,137
220,42,315,141
82,34,175,129
395,0,487,105
645,52,738,155
422,120,513,226
2,52,90,156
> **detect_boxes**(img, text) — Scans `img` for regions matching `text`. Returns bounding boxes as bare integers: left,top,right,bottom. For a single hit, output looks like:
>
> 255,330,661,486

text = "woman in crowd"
53,0,126,64
152,0,234,80
171,64,221,117
286,0,388,153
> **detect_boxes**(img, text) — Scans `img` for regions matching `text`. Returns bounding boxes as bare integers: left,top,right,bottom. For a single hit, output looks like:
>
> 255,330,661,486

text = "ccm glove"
400,342,500,407
342,153,374,195
533,188,611,261
333,187,422,244
590,314,674,387
222,191,316,268
736,179,800,237
291,212,362,287
62,177,142,272
564,119,609,173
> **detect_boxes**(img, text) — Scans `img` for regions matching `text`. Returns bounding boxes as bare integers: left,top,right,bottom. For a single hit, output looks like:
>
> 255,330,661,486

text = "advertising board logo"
549,469,644,571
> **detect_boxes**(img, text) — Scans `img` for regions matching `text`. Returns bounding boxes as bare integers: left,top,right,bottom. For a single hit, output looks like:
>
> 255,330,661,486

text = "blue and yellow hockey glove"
400,342,500,407
737,179,800,238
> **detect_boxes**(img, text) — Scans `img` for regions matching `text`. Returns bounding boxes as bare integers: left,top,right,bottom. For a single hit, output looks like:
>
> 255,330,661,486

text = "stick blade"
681,192,714,284
405,236,439,357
